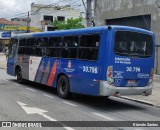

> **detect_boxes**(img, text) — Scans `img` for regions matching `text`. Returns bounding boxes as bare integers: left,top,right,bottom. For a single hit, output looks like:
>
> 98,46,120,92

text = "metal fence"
155,45,160,75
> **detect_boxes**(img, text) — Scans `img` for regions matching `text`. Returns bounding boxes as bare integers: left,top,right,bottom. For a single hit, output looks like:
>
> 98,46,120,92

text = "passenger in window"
140,41,146,53
64,41,68,50
119,42,128,52
95,42,99,47
71,40,78,47
130,41,135,52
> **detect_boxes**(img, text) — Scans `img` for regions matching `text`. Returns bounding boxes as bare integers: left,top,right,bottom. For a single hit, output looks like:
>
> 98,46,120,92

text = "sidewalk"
0,54,160,107
0,53,7,69
121,75,160,108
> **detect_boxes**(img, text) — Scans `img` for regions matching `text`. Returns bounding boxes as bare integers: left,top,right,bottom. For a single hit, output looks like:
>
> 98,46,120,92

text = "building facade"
95,0,160,43
0,18,40,52
11,17,30,26
31,3,82,31
95,0,160,74
0,18,19,52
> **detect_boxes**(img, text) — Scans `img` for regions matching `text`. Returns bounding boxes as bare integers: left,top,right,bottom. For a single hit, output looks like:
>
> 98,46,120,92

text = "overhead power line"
5,13,28,19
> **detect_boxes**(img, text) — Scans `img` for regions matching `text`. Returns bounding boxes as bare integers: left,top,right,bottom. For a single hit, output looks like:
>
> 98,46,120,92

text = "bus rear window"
114,31,153,57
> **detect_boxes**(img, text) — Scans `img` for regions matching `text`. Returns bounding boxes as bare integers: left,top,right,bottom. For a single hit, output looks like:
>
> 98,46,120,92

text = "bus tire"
16,68,24,84
57,75,70,99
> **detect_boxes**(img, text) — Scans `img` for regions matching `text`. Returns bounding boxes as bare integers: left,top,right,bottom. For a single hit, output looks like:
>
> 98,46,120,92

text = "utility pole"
86,0,92,27
27,11,30,33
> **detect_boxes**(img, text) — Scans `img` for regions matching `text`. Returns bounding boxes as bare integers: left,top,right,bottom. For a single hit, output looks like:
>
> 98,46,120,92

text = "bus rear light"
107,66,114,85
148,68,154,86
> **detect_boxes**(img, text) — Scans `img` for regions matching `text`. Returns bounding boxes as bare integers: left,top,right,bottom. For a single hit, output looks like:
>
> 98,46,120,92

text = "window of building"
57,16,65,21
47,26,55,31
78,34,100,61
44,16,53,25
61,36,78,59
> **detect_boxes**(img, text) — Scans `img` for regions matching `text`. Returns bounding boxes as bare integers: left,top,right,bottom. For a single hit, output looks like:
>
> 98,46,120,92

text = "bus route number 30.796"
83,66,98,74
126,67,141,72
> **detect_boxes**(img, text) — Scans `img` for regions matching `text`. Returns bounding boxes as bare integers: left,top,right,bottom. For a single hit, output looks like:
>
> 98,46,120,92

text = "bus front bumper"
99,81,153,96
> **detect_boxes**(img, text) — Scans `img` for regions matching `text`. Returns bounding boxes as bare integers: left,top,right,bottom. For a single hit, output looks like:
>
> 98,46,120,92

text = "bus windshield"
114,31,153,57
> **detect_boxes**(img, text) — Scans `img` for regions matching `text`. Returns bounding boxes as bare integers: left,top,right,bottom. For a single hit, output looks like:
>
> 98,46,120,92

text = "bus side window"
18,47,26,55
25,38,36,56
9,39,18,56
18,39,27,55
61,36,78,59
27,38,37,47
37,37,48,47
36,37,48,57
19,39,26,46
48,37,62,57
78,34,100,61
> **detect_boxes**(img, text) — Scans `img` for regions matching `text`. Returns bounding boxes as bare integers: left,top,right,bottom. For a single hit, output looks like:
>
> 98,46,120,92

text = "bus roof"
12,26,154,39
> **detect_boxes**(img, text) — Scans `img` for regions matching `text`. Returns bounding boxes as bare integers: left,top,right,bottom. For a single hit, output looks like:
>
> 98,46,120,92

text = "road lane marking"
3,79,10,83
3,80,21,86
63,101,77,107
3,80,21,87
43,94,55,99
26,88,36,92
92,112,114,121
64,127,74,130
42,113,57,121
3,79,9,82
13,83,21,86
17,101,74,130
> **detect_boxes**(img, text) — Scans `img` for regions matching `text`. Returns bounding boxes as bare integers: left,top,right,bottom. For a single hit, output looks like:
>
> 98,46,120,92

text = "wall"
95,0,160,74
31,3,81,30
95,0,160,44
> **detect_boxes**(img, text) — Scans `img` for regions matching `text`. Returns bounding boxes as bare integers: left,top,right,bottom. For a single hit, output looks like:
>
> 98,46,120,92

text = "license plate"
127,80,136,84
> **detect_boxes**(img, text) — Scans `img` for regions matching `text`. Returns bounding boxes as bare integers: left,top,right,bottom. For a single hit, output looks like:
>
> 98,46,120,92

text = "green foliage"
53,17,84,30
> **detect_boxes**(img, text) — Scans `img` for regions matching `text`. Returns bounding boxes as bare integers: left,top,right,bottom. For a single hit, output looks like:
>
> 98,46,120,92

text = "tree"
53,17,85,30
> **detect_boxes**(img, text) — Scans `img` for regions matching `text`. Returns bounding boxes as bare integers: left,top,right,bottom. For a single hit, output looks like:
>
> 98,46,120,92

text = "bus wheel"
57,75,70,99
17,68,24,84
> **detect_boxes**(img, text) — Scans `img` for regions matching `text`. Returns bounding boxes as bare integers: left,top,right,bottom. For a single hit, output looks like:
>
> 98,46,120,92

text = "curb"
0,67,6,70
120,96,157,107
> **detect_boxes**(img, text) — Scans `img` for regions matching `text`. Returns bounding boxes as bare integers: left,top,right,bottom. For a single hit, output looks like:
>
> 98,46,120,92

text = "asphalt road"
0,69,160,130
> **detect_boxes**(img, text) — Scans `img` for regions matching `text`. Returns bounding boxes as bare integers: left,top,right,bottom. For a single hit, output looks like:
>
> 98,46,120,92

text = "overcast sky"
0,0,84,19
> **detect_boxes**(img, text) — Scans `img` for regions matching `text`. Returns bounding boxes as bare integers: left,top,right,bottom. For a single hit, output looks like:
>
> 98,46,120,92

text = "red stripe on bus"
47,61,57,87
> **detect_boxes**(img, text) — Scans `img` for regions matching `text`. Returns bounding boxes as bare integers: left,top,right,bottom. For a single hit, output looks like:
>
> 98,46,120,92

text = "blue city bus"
7,26,155,98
